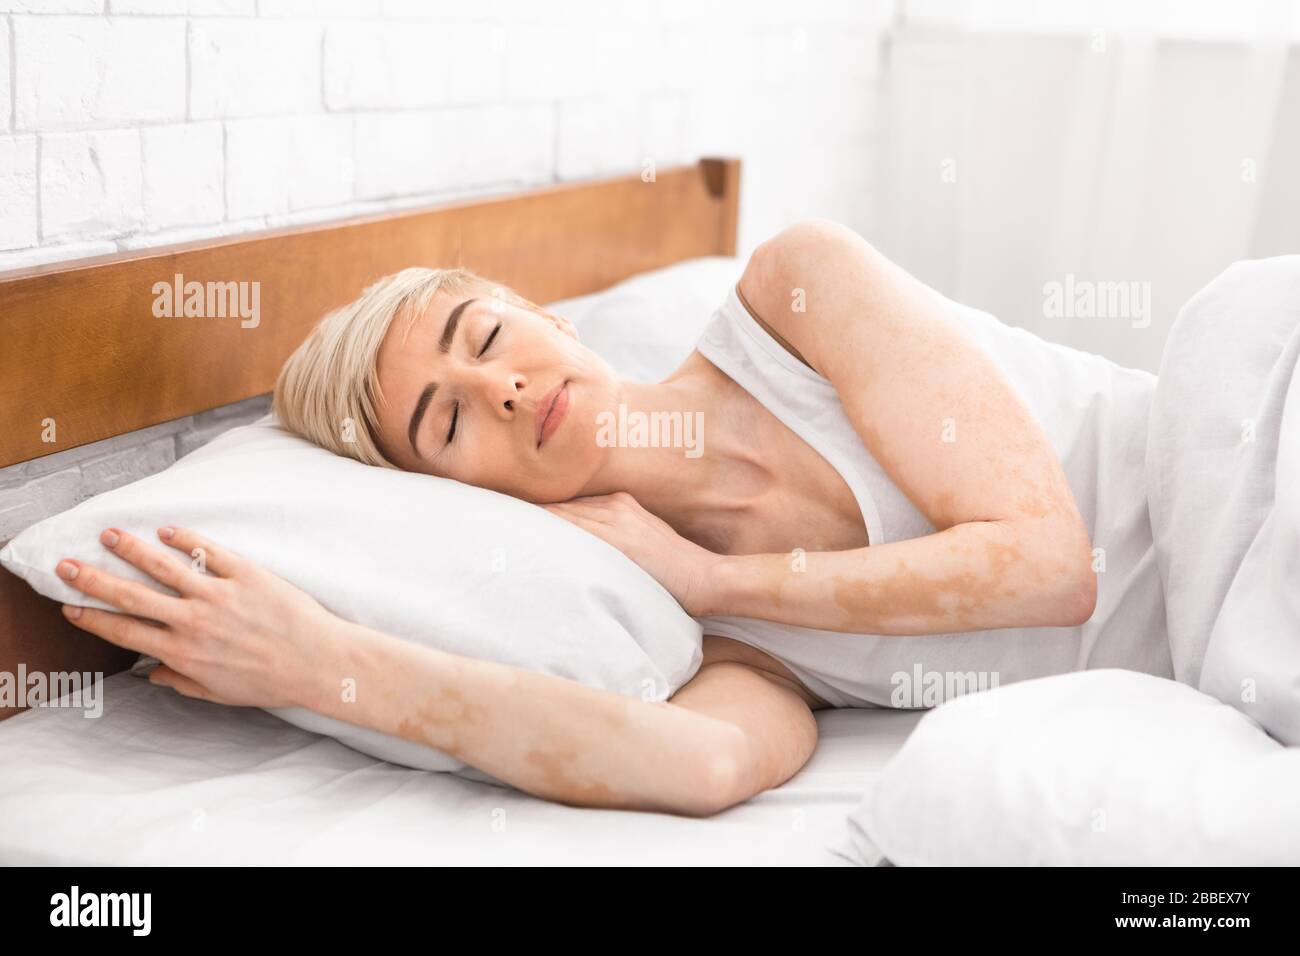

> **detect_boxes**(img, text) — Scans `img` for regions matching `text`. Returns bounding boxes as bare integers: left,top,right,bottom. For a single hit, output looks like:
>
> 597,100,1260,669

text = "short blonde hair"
273,267,527,467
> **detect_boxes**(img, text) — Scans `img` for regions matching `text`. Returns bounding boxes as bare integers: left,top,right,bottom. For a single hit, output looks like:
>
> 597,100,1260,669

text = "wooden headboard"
0,156,742,719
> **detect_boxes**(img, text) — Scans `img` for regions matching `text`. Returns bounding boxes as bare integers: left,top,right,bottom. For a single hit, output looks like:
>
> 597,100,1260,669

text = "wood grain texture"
0,156,742,719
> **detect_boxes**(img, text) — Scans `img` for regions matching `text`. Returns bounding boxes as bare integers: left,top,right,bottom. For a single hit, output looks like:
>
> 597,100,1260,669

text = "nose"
484,369,527,419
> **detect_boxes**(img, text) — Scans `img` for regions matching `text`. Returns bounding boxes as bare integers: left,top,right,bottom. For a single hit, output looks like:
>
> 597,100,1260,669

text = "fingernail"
101,529,120,548
63,605,82,620
57,561,79,580
158,526,175,540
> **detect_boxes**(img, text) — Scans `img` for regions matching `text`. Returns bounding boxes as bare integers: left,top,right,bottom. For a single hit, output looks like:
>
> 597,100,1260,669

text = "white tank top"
694,283,1173,708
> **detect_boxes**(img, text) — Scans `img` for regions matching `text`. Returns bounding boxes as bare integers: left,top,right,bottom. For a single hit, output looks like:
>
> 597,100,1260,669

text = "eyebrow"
407,297,479,455
439,297,478,353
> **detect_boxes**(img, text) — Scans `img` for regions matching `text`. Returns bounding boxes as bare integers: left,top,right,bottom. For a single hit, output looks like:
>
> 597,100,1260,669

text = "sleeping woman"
52,219,1172,815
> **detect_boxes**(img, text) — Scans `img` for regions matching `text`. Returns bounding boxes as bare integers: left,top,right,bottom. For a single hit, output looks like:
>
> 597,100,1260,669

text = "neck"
578,361,770,536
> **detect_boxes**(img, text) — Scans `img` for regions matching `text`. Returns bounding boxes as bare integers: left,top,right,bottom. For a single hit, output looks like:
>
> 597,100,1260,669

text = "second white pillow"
843,669,1300,865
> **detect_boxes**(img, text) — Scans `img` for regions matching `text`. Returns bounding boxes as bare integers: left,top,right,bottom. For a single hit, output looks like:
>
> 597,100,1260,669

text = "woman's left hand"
544,493,723,617
55,526,341,710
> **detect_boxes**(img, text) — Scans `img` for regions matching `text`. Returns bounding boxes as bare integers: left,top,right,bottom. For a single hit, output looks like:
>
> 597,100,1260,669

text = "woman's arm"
548,220,1096,636
717,219,1096,634
55,526,817,816
318,626,818,814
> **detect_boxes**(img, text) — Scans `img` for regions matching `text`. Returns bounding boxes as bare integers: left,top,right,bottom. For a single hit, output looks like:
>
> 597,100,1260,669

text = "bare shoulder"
735,218,890,375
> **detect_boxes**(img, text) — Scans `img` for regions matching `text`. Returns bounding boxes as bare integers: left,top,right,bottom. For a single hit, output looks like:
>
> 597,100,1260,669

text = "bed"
0,670,923,865
0,156,924,866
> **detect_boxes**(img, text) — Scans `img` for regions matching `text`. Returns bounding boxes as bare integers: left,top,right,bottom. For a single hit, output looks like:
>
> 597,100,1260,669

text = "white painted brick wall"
190,19,321,119
224,115,356,217
1,2,104,16
0,18,10,131
115,1,256,15
1,2,888,267
0,0,891,535
141,122,224,228
15,16,186,129
0,137,37,249
40,128,144,240
324,21,462,111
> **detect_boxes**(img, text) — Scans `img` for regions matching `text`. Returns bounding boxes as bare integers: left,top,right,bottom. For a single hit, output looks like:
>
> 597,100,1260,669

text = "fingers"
545,491,642,517
56,558,187,626
99,527,204,595
545,501,616,525
545,507,612,540
147,665,216,703
156,526,244,578
61,604,168,658
567,492,640,509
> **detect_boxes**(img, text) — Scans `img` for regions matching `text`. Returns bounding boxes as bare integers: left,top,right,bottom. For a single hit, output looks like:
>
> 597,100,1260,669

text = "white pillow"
842,669,1300,865
551,255,741,381
0,417,702,774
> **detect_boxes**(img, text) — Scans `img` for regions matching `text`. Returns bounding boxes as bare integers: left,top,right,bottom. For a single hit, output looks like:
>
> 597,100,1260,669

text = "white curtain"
875,0,1300,371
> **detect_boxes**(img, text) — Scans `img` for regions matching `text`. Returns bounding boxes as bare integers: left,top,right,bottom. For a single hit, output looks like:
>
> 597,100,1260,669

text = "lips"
535,381,570,448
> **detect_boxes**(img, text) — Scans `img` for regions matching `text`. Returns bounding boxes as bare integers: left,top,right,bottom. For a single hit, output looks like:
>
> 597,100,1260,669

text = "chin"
530,437,606,506
516,376,618,503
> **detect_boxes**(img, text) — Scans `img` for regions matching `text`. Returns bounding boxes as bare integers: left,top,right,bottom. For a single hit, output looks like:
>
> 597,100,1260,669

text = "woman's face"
372,289,620,503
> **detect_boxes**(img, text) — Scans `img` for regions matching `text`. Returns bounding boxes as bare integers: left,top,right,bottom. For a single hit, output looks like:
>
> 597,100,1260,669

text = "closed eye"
446,403,459,443
446,322,501,446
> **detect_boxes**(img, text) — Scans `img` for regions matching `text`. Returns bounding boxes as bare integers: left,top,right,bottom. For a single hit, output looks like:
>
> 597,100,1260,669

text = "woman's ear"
484,287,581,342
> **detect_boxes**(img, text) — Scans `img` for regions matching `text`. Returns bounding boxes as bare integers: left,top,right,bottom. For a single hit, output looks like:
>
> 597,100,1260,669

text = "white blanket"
1147,256,1300,745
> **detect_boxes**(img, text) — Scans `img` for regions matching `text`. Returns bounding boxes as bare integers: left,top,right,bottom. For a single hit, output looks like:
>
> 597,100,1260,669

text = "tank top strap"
695,284,889,547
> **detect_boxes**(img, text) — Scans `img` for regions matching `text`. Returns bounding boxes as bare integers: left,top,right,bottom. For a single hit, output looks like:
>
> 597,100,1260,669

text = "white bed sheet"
0,672,923,866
